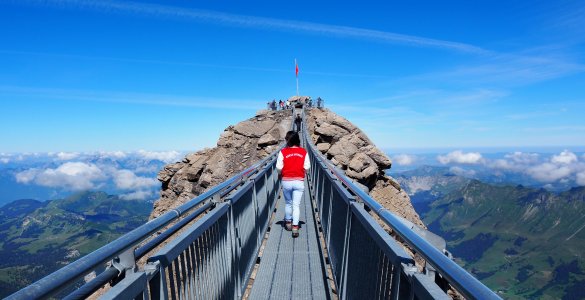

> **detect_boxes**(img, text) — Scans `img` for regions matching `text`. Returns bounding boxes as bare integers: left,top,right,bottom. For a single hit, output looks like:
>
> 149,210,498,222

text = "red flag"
295,62,299,77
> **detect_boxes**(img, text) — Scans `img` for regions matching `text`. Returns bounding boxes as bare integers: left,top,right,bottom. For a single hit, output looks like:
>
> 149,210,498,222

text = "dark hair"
285,131,301,147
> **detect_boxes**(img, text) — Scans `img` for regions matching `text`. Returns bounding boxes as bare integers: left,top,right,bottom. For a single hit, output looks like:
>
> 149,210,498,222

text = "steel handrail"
6,147,280,300
302,122,500,300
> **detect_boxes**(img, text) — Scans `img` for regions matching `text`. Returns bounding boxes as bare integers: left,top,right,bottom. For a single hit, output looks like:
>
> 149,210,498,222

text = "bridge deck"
249,181,330,299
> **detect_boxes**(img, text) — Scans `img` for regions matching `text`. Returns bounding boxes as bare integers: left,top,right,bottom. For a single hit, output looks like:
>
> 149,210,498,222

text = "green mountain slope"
0,192,151,297
423,181,585,299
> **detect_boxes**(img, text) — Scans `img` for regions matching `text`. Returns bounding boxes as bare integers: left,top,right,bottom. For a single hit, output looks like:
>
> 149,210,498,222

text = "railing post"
145,261,162,300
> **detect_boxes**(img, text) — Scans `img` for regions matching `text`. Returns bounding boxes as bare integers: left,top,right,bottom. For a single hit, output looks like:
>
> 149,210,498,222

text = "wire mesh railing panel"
228,183,259,294
253,171,270,237
144,203,231,299
316,162,328,211
165,219,229,299
319,175,333,242
344,210,394,299
326,183,351,289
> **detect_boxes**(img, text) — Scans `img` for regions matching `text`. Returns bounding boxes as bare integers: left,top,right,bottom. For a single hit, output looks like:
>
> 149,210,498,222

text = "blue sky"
1,0,584,152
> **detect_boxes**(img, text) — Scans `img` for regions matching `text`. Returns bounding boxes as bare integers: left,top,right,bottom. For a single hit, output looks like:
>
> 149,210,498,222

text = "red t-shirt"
280,147,308,180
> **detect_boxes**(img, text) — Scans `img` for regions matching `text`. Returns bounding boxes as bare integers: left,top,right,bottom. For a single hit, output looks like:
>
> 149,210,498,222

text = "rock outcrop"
151,107,423,229
306,109,424,228
151,110,291,219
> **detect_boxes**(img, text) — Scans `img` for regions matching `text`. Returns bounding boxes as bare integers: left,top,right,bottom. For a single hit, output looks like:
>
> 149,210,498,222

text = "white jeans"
282,180,304,225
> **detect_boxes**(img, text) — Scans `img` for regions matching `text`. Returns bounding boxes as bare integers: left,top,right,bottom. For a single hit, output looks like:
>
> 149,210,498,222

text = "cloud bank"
136,150,181,163
16,162,106,190
435,149,585,186
437,151,484,165
113,169,158,190
12,150,178,200
55,151,80,160
393,154,417,166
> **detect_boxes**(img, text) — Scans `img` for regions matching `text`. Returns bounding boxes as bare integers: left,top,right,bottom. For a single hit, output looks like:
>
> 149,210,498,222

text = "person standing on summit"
294,113,302,132
276,131,310,238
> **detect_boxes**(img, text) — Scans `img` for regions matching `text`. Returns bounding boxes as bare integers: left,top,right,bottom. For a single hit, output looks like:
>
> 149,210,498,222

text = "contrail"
14,0,492,55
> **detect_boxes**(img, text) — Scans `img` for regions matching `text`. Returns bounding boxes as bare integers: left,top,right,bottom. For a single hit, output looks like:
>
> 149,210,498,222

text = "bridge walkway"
249,180,330,299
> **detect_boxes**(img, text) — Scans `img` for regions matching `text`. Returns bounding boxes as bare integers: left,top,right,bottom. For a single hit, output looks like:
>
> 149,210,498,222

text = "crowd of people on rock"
266,97,324,111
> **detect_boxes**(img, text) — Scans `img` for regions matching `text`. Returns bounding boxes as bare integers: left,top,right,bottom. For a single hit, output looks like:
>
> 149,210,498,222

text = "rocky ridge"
152,110,291,218
152,108,423,228
305,108,424,227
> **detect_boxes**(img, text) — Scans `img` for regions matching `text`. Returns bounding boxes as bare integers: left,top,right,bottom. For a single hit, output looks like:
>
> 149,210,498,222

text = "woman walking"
276,131,310,238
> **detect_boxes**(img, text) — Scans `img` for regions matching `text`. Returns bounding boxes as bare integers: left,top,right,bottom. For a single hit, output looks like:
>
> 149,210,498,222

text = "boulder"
346,165,378,182
348,133,369,148
157,162,184,182
349,152,376,173
326,113,357,133
365,146,392,169
333,155,351,166
327,139,358,161
218,131,247,148
234,119,276,138
316,143,331,152
176,159,206,182
258,128,280,146
315,122,349,140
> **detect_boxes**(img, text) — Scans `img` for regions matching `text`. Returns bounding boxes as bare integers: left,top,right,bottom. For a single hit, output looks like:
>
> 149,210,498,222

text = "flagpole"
295,59,299,96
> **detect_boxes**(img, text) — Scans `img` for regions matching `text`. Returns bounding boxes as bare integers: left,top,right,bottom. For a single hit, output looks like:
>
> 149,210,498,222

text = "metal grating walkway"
249,181,330,299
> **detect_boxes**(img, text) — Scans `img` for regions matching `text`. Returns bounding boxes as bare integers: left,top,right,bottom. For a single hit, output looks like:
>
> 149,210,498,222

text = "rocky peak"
151,110,292,218
151,107,424,229
306,108,424,228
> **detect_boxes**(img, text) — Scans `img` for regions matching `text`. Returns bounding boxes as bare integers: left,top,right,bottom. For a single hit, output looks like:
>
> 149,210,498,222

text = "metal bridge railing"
103,157,281,300
7,146,281,300
302,120,501,300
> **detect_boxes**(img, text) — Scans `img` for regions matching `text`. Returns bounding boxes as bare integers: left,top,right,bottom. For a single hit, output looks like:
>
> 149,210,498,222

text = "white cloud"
489,152,540,172
0,158,9,164
437,150,483,165
55,151,80,160
490,159,515,170
133,165,160,174
113,170,159,190
99,151,127,159
526,162,572,183
393,154,417,166
488,150,585,185
505,152,540,164
120,190,155,201
551,150,578,164
15,162,106,190
137,150,181,163
15,169,39,183
449,166,476,177
577,172,585,186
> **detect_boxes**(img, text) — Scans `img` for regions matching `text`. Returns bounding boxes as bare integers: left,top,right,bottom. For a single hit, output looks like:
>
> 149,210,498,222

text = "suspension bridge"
7,108,501,300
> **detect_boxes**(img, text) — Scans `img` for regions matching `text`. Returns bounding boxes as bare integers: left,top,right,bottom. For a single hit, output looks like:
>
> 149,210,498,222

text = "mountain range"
0,191,151,297
395,166,585,299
